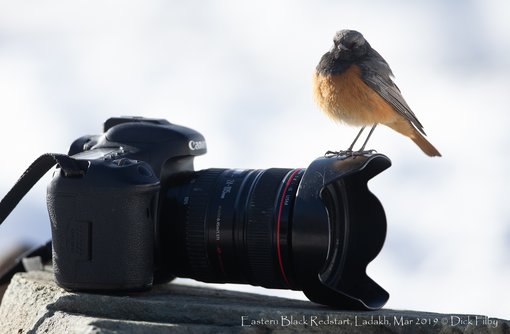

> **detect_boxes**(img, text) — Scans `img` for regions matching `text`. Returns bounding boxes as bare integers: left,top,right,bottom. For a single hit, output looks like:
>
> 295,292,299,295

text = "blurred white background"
0,0,509,319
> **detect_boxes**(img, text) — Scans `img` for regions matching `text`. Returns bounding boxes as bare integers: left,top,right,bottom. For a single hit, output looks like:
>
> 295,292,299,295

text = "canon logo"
189,140,207,151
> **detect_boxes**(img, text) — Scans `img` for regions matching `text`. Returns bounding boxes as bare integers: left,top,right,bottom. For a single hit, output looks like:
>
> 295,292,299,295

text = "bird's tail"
411,130,441,157
387,120,441,157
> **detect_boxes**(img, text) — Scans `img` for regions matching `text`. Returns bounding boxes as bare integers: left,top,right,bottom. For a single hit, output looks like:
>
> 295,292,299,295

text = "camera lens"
160,168,304,289
157,155,390,310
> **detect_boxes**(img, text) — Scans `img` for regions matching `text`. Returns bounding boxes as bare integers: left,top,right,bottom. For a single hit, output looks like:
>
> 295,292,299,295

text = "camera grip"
47,159,160,291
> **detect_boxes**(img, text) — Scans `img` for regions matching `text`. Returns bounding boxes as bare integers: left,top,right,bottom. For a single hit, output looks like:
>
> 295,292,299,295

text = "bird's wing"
358,48,426,135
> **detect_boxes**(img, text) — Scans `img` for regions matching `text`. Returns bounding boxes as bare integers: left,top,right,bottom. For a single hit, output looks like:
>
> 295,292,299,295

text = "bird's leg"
357,123,378,153
325,125,378,157
325,126,366,157
347,126,366,152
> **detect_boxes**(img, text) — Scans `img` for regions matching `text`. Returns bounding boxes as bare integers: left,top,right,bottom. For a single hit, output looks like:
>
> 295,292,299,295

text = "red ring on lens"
276,169,302,288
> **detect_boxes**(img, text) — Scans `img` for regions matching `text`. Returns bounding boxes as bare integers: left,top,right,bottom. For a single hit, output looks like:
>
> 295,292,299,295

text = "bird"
313,29,441,157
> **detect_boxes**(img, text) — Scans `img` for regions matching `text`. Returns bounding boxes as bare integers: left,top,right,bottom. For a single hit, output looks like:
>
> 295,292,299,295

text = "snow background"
1,0,509,319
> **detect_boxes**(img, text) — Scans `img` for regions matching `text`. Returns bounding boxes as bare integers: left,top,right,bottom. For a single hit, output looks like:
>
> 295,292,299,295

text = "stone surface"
0,270,508,334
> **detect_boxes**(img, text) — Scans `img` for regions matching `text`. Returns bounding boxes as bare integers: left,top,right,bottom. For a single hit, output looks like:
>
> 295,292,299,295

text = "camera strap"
0,154,88,284
0,153,88,226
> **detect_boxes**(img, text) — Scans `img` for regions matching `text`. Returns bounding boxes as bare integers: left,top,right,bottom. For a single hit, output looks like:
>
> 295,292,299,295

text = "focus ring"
245,168,291,287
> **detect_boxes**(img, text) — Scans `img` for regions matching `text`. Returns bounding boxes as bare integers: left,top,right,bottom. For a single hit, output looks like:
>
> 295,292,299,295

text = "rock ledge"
0,270,508,333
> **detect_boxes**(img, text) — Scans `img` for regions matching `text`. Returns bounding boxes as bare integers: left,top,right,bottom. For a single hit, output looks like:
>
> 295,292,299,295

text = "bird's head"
330,29,369,60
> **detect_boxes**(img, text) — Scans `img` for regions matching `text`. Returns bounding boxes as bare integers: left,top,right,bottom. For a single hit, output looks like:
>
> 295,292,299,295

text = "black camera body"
49,118,205,290
47,117,391,310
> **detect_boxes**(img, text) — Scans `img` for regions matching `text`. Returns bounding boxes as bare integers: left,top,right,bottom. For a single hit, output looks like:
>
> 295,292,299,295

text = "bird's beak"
337,43,349,51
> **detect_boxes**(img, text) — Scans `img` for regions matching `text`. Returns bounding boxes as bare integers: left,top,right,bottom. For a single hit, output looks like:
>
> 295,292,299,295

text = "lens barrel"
159,154,391,310
161,168,304,289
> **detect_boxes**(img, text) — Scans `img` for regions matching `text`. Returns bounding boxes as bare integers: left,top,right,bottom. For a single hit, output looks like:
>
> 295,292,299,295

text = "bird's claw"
324,150,351,157
324,149,377,158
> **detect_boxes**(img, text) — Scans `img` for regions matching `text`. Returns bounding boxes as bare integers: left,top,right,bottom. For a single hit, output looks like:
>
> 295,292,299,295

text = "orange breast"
312,64,398,126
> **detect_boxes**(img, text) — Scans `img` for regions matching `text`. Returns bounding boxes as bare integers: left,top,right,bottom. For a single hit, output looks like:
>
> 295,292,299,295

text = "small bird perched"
313,29,441,157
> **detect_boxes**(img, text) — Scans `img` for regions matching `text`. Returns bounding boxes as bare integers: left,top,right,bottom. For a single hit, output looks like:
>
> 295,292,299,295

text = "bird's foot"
324,149,377,158
324,149,352,157
353,149,377,156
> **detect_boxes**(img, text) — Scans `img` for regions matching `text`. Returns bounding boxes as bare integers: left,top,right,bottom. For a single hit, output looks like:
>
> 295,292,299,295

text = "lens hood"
292,153,390,310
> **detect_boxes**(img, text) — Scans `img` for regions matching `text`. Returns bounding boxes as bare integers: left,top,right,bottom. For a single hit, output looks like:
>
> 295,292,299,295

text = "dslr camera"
46,116,390,310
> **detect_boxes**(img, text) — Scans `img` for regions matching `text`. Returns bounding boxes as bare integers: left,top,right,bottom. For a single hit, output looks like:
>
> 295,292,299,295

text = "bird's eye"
347,41,357,49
